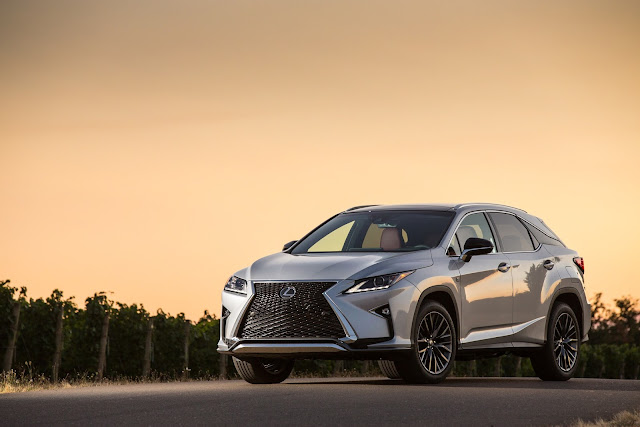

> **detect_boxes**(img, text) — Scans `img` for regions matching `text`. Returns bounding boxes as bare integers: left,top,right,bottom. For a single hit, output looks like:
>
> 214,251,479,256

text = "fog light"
373,304,392,318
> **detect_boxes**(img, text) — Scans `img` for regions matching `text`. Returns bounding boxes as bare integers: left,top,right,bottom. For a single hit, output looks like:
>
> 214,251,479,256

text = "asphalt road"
1,377,639,426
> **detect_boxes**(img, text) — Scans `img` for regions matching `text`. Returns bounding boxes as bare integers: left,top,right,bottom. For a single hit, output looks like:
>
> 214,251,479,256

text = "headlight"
344,271,414,294
224,276,248,294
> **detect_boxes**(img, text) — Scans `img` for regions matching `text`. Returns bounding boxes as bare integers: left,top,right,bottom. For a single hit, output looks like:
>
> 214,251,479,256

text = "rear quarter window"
522,221,564,247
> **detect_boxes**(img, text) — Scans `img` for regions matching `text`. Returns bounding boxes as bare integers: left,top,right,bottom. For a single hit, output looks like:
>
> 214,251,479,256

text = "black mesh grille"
238,282,345,339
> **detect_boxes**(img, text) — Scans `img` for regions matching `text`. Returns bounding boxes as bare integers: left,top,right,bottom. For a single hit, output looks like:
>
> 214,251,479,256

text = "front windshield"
291,210,455,254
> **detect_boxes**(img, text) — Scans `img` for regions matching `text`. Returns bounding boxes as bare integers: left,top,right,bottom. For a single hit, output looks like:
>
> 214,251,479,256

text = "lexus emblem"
279,286,297,300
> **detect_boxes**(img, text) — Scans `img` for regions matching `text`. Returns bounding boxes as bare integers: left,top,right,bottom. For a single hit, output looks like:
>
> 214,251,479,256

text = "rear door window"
488,213,536,252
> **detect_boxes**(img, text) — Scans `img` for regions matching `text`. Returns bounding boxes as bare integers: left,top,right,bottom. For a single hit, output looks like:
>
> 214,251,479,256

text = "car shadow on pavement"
288,377,640,392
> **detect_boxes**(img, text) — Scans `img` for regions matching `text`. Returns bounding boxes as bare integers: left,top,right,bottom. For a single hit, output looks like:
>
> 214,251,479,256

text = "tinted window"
362,223,408,248
523,222,562,246
489,213,535,252
455,213,497,253
308,221,355,252
529,231,540,248
292,211,455,254
447,234,461,256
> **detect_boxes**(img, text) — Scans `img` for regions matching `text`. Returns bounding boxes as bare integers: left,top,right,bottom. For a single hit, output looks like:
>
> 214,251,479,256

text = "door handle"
498,262,511,273
543,259,555,270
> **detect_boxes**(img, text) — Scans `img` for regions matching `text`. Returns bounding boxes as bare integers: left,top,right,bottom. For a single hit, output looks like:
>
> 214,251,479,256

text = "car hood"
245,250,434,282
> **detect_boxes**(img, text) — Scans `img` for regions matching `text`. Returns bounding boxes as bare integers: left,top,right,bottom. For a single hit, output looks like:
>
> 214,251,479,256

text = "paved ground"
1,377,639,426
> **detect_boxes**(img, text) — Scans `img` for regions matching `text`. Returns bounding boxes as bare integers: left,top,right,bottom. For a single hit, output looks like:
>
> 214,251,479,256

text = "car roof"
344,203,527,213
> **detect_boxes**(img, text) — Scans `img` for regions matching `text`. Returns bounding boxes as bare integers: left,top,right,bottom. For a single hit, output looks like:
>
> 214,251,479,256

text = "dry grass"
1,366,380,393
0,370,227,394
572,410,640,427
1,370,75,393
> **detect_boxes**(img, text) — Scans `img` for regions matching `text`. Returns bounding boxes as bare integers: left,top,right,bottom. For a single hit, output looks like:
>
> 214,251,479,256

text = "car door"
449,212,514,347
487,212,555,344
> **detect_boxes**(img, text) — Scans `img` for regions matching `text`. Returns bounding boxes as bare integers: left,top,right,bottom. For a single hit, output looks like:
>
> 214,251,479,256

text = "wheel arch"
415,285,460,345
545,288,585,341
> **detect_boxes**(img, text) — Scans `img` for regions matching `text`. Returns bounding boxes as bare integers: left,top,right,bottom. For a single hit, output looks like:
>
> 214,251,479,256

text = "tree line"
0,280,231,381
1,279,639,381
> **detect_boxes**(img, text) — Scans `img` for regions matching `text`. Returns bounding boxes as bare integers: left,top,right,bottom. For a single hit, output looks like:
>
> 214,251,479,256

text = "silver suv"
218,204,589,384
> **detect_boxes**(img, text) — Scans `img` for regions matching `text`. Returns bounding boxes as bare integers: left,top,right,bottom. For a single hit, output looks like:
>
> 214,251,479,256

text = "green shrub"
2,279,640,381
189,311,221,377
107,303,149,377
151,310,187,378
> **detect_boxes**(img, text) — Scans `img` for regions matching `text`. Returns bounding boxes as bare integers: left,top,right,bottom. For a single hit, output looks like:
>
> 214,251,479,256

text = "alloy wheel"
553,313,578,372
417,311,453,375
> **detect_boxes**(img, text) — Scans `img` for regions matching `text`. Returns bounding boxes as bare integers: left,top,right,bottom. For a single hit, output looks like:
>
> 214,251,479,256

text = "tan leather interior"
456,225,479,250
380,228,402,251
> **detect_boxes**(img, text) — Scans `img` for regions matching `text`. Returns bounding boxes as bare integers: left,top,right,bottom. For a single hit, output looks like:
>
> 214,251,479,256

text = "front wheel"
395,300,457,384
378,360,401,379
233,357,294,384
530,302,580,381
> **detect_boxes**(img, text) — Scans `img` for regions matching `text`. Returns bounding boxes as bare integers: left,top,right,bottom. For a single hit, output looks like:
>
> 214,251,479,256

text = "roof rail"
344,204,378,212
454,203,527,213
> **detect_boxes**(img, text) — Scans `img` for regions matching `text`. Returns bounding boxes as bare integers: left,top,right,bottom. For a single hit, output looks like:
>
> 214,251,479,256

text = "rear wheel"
395,300,456,384
233,357,294,384
531,302,580,381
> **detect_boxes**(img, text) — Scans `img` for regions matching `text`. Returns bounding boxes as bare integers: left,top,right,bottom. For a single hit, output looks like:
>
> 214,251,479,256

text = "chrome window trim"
444,210,499,257
518,216,565,246
501,243,543,255
484,210,541,254
444,209,543,256
446,233,462,257
445,209,481,257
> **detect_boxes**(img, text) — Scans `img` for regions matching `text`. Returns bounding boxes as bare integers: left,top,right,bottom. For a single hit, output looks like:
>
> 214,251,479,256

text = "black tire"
531,302,580,381
378,360,401,379
233,357,294,384
394,300,457,384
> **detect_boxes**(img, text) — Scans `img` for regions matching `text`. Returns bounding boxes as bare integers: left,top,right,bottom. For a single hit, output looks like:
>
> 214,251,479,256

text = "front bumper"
217,278,420,358
218,338,412,360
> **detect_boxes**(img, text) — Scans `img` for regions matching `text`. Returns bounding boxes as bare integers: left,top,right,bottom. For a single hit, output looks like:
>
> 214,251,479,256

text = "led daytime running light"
345,271,414,294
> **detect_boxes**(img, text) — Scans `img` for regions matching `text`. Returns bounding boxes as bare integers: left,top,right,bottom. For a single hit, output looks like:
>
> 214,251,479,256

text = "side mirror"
282,240,297,251
460,238,493,262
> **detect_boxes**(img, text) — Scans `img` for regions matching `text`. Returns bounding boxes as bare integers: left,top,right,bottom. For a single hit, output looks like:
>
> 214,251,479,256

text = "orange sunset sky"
1,0,639,319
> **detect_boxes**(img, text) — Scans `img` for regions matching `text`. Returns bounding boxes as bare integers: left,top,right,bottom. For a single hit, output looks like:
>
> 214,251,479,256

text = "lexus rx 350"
218,203,589,384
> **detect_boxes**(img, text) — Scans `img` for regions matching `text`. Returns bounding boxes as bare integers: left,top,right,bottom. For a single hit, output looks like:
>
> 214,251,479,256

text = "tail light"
573,257,584,273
